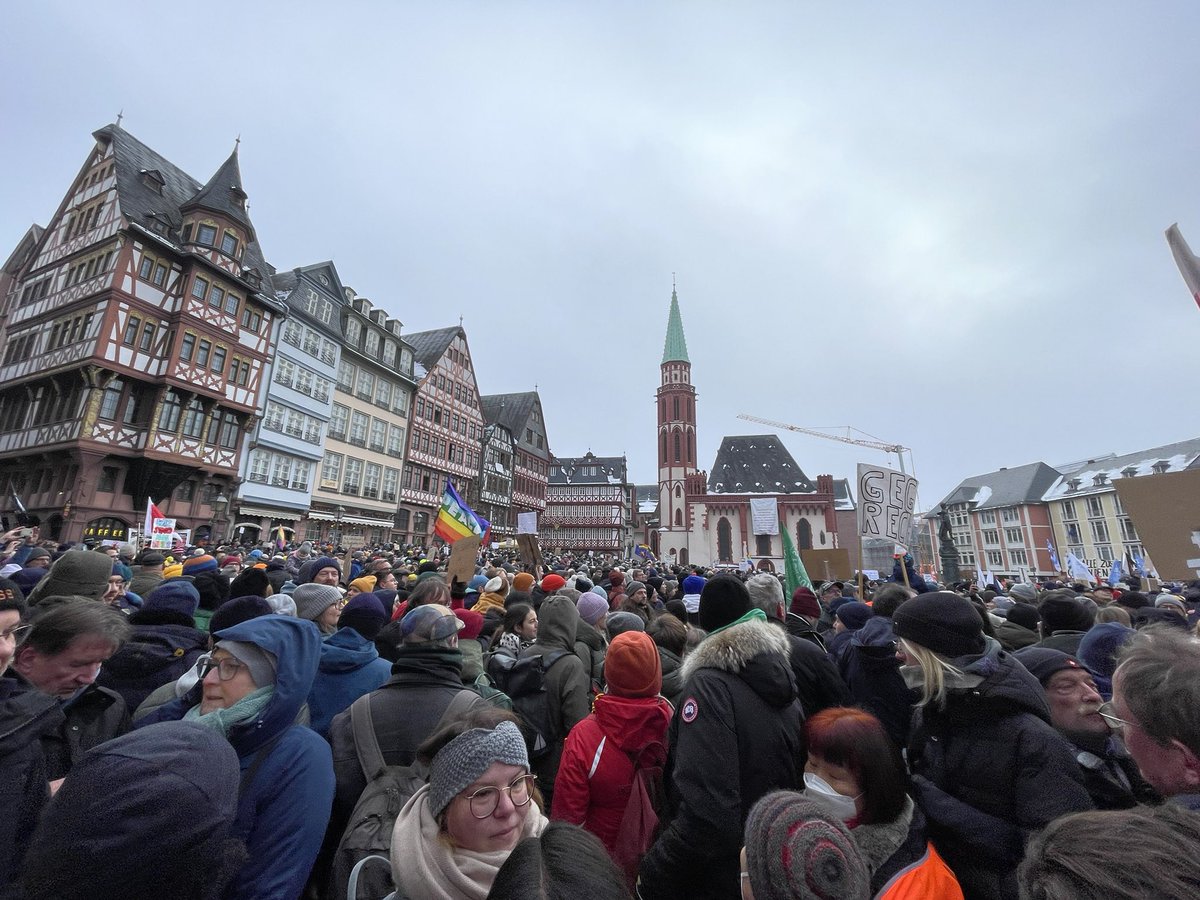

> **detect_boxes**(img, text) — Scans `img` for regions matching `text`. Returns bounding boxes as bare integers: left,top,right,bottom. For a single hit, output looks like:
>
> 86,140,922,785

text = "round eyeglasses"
197,655,248,682
0,624,32,646
464,774,537,818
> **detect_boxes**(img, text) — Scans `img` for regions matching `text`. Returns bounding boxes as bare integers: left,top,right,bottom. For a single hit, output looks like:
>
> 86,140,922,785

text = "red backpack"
591,735,667,889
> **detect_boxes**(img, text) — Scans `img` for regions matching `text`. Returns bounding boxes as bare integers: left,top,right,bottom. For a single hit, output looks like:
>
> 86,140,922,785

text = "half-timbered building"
400,326,485,549
545,452,635,558
476,421,515,539
0,124,285,543
480,391,551,530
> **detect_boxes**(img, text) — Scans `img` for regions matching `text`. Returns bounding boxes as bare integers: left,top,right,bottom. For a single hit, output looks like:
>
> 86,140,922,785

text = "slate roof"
635,484,660,515
707,435,815,494
93,124,272,287
549,453,628,485
405,326,463,376
935,461,1063,511
180,149,252,229
662,288,690,364
480,392,539,436
832,478,854,511
1041,437,1200,501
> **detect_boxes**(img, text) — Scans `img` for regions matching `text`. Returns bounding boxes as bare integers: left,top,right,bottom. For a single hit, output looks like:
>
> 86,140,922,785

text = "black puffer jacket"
907,640,1093,900
95,609,208,712
657,645,684,709
0,673,63,895
777,622,850,718
638,614,803,900
837,616,916,747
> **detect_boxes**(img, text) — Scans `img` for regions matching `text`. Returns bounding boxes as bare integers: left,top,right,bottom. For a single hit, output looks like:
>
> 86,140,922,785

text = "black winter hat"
209,595,273,634
1039,593,1095,634
893,591,986,658
1013,647,1084,686
229,567,270,600
1005,602,1040,632
698,574,752,633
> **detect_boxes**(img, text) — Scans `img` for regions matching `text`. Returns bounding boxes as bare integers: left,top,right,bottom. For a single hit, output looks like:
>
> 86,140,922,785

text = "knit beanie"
25,549,114,606
24,547,51,566
605,631,662,698
1040,594,1096,633
293,583,343,622
191,571,230,612
1013,647,1084,686
20,721,241,900
835,601,873,631
1077,622,1136,697
337,592,388,640
606,610,646,640
228,567,270,601
214,639,278,687
609,572,625,588
511,572,535,592
892,591,986,658
790,586,821,619
300,556,341,584
577,591,609,626
1009,582,1038,602
163,563,184,579
698,574,752,633
0,576,24,605
349,575,377,594
682,574,706,595
427,721,530,817
209,595,273,634
143,579,201,619
541,573,566,593
9,567,46,596
182,554,218,576
626,580,647,597
1005,602,1040,632
744,791,871,900
455,608,484,640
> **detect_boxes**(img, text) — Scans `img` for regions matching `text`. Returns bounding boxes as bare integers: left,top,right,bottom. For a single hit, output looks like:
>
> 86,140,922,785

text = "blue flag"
1132,553,1149,577
1108,559,1124,587
1046,540,1061,572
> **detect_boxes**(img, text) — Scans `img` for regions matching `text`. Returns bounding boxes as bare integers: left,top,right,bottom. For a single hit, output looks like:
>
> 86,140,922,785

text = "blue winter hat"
1077,622,1136,699
338,592,388,640
248,549,264,560
144,578,201,619
467,574,489,594
300,556,341,584
835,601,873,631
682,575,707,595
112,562,133,583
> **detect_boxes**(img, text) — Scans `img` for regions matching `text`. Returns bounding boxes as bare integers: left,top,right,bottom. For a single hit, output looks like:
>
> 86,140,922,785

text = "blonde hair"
899,638,962,709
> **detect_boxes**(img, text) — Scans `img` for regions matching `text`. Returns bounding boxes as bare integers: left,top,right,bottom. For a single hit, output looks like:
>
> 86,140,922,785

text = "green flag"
781,523,812,596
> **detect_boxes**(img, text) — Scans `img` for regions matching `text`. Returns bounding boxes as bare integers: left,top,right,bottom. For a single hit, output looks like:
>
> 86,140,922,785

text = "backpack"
486,649,571,758
328,689,480,900
589,733,667,890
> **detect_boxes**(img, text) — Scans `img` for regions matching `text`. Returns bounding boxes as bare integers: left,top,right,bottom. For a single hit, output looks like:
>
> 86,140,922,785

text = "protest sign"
516,533,543,568
150,517,176,550
447,535,482,585
856,464,919,548
516,512,538,535
1114,469,1200,579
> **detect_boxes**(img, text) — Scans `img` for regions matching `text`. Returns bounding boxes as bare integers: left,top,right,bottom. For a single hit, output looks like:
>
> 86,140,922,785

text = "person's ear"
1175,740,1200,788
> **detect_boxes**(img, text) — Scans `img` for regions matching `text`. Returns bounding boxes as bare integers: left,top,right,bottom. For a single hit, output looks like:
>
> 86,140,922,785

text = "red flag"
144,497,164,537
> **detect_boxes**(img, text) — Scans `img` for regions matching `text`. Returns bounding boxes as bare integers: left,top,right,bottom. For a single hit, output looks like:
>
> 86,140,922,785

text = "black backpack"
486,649,571,758
328,689,480,900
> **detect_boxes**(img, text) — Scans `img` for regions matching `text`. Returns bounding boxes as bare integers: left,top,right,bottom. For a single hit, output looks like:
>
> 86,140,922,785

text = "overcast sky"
4,2,1199,510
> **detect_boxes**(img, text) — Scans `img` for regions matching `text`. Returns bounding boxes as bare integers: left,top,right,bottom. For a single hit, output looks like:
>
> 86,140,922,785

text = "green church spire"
661,281,690,364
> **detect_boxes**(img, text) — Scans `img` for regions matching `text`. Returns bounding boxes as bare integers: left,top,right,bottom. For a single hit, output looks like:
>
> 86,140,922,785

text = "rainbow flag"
275,524,287,550
434,480,490,545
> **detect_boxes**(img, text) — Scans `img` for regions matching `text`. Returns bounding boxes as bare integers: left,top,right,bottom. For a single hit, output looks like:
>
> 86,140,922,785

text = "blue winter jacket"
307,627,391,737
133,615,334,900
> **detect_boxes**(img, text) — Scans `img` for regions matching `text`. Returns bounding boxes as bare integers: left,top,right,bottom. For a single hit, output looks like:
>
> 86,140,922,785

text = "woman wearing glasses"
390,709,549,900
133,614,335,900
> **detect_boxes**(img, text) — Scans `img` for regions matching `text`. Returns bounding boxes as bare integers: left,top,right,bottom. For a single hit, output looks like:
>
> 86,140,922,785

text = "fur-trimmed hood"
681,617,796,708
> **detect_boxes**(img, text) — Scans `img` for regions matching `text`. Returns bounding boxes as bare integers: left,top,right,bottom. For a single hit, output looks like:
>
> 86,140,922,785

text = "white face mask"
803,772,861,821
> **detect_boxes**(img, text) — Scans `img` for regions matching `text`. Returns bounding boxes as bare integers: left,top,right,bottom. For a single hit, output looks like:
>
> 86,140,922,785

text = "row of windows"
412,396,477,438
327,404,405,456
98,378,152,426
343,317,413,375
47,312,97,353
410,428,480,470
15,277,52,308
548,485,623,500
980,527,1026,547
516,450,549,478
158,392,240,449
137,253,171,288
545,504,621,521
402,463,465,498
299,288,335,325
274,359,333,404
247,450,311,492
180,332,229,375
65,200,105,239
183,222,241,261
190,273,242,316
263,401,324,445
65,248,117,289
336,360,410,415
281,319,337,366
427,369,476,407
319,452,400,502
1061,497,1107,520
0,382,84,433
1,331,39,365
81,161,114,190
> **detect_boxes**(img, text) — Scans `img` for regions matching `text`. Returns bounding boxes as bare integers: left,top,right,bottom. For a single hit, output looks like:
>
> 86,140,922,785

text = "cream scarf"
391,783,548,900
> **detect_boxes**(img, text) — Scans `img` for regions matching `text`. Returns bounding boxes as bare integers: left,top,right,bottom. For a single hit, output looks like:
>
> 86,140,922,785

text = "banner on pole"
856,464,919,548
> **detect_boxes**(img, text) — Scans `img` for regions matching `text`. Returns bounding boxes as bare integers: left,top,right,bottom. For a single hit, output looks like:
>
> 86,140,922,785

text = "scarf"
391,783,548,900
184,686,274,737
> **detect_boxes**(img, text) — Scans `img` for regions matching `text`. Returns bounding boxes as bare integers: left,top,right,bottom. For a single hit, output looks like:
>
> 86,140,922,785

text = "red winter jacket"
551,692,672,855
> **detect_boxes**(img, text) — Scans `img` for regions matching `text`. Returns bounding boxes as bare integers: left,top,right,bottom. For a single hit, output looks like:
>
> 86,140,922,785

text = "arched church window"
797,518,812,550
674,508,683,526
674,432,681,462
717,517,733,562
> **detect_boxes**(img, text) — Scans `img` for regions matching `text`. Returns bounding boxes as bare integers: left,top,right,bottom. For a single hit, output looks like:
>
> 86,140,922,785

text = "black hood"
681,617,796,709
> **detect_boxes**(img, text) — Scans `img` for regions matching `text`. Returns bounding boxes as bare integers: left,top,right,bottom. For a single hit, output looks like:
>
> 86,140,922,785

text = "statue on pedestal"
938,508,961,585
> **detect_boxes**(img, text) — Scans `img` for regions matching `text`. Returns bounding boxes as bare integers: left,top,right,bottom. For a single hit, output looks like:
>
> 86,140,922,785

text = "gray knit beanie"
292,583,342,622
744,791,870,900
427,721,529,818
214,640,278,688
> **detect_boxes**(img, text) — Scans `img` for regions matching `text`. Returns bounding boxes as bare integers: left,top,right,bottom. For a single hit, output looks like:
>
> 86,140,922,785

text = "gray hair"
22,599,130,656
1114,626,1200,758
745,573,785,619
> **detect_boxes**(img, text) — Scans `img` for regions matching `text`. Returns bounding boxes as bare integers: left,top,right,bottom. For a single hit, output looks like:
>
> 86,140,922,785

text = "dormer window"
1093,473,1108,486
221,232,239,256
1121,466,1137,478
197,224,217,247
242,268,262,290
1067,478,1081,492
139,169,165,194
1152,460,1170,475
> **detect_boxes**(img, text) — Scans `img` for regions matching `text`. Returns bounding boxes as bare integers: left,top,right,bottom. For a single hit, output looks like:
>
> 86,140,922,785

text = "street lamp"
212,491,229,547
334,505,345,549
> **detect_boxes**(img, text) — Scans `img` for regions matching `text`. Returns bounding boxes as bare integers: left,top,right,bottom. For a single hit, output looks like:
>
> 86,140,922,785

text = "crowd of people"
1,524,1199,900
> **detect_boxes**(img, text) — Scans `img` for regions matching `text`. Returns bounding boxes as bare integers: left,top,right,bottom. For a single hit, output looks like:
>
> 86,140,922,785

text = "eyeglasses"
0,624,32,645
1098,702,1130,736
464,774,537,818
197,655,248,682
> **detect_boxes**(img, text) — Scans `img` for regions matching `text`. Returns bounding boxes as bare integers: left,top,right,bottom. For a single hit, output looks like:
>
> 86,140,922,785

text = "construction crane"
737,414,912,474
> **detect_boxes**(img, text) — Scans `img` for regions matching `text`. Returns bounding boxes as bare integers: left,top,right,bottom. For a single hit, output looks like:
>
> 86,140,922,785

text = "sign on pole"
150,517,176,549
856,464,919,549
516,512,538,535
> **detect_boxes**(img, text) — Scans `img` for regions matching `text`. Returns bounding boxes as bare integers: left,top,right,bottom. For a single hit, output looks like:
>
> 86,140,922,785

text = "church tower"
657,283,698,565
